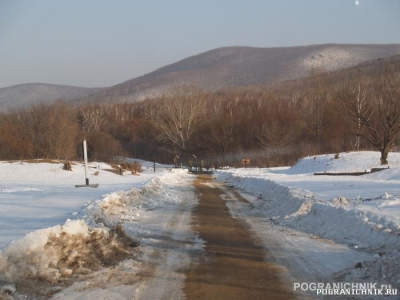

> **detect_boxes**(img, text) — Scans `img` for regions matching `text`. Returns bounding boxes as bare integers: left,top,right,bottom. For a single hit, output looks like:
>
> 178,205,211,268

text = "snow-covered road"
1,152,400,299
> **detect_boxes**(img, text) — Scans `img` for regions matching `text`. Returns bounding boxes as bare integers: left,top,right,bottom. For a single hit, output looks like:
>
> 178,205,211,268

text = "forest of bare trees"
0,62,399,167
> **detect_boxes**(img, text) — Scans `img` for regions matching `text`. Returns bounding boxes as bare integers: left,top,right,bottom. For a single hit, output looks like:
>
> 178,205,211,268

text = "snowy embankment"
0,159,168,249
216,151,400,285
0,161,199,299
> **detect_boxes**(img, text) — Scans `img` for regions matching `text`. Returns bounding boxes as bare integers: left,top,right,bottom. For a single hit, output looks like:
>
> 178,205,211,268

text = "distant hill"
0,83,102,112
78,44,400,104
3,44,400,110
262,53,400,98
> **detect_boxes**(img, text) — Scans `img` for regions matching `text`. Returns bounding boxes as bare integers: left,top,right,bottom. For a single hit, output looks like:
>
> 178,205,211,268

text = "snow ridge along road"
0,169,203,299
219,186,373,300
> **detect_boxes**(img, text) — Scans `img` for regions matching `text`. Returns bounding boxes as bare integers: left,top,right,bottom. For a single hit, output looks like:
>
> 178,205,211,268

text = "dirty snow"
1,151,400,299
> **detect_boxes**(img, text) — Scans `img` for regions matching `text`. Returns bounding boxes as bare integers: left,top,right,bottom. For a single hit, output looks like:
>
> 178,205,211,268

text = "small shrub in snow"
62,161,72,171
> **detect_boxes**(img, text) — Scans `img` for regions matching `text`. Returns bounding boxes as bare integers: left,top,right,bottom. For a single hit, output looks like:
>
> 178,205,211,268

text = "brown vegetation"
1,60,399,166
0,101,78,161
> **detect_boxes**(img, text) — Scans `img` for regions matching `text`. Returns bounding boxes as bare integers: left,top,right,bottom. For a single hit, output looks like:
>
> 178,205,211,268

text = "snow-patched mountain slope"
78,44,400,104
0,83,102,112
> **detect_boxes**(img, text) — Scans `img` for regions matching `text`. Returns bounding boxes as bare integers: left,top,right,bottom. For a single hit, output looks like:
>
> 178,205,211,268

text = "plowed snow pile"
0,219,135,298
217,151,400,287
1,220,114,280
0,166,198,299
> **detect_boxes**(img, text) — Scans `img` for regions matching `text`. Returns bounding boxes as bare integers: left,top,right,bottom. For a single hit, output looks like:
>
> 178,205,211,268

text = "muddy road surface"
184,174,295,300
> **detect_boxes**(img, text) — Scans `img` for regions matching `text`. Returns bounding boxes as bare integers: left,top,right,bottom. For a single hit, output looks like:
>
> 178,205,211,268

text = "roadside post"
75,138,99,188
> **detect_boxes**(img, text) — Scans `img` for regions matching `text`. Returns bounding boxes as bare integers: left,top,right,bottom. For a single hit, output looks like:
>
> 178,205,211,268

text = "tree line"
1,62,399,167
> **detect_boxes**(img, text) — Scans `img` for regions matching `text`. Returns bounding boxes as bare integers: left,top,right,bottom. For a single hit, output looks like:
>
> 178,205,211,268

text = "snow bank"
216,151,400,285
0,160,165,250
284,151,400,175
0,168,197,299
0,219,134,287
84,169,190,229
219,172,400,250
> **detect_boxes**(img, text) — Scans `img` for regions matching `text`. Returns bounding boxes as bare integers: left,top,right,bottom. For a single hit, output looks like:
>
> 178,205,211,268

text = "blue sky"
1,0,399,88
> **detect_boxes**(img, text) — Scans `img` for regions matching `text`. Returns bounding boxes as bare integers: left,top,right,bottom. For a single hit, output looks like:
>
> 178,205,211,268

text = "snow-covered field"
215,151,400,292
1,151,400,299
0,160,169,249
0,160,202,299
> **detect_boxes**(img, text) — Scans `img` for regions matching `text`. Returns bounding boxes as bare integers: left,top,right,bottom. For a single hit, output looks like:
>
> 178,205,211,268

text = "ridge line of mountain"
1,43,400,110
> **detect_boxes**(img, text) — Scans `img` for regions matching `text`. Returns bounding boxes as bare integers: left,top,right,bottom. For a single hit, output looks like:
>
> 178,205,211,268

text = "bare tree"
337,79,368,151
301,83,330,150
341,65,400,164
29,101,79,160
257,100,301,148
0,110,34,160
79,105,105,132
204,96,237,160
151,87,207,152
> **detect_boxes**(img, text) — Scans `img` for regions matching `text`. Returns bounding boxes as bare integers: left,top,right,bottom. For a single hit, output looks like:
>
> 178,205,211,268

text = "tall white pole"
83,139,89,185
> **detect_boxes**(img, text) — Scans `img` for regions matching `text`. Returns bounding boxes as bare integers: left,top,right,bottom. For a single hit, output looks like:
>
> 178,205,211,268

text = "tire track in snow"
222,186,374,300
136,186,202,300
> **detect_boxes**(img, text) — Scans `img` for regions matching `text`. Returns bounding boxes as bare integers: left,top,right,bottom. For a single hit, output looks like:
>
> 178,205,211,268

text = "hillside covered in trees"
77,44,400,104
1,55,400,168
2,44,400,113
